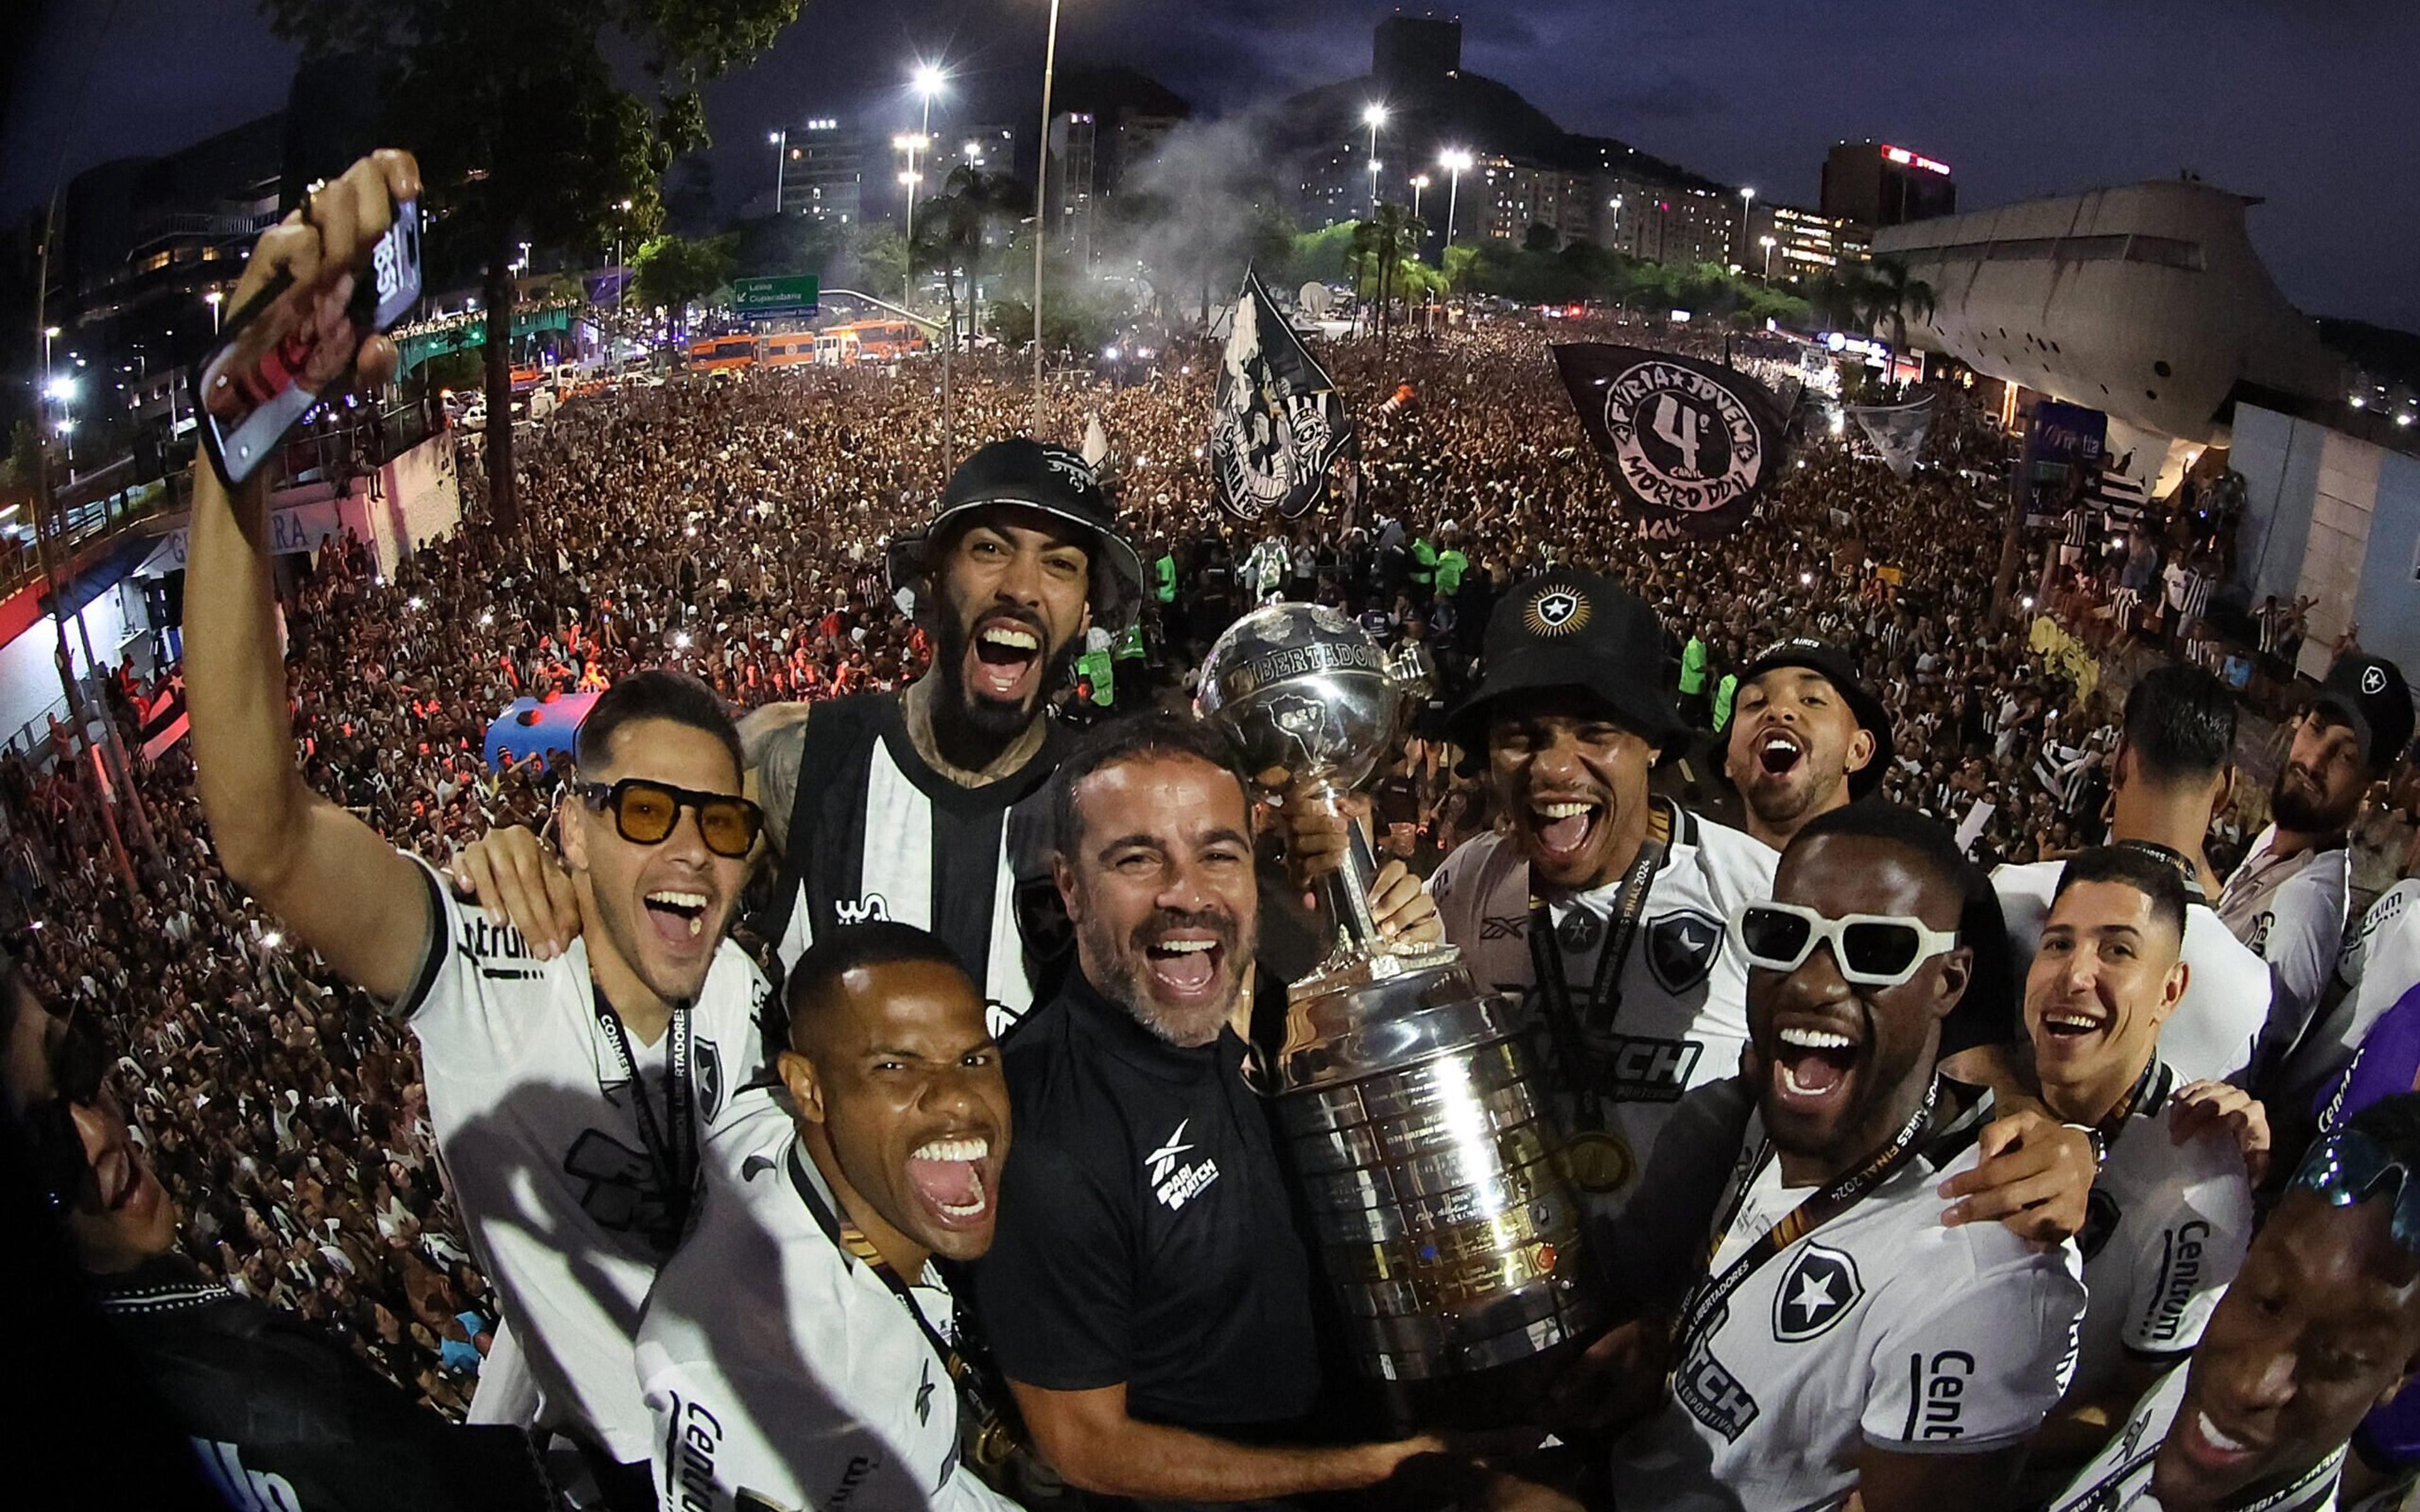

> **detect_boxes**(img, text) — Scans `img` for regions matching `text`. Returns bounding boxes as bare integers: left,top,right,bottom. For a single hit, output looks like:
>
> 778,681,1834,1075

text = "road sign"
732,275,819,320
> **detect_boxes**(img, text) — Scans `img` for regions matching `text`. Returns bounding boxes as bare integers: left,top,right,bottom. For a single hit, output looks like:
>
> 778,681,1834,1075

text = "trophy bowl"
1196,603,1407,797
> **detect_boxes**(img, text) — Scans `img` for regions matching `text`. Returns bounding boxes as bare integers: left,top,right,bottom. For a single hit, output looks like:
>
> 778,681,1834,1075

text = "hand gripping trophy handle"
1306,638,1436,961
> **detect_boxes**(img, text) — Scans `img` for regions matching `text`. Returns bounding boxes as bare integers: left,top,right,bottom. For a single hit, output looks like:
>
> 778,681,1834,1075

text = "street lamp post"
1439,149,1473,249
1032,0,1064,434
771,129,788,215
1737,185,1755,265
1362,103,1387,218
1760,235,1777,280
1410,173,1428,222
202,293,222,334
911,66,947,284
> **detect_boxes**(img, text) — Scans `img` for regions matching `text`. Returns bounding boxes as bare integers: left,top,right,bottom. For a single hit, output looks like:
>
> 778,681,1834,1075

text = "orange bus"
814,319,928,365
756,333,820,369
687,334,758,372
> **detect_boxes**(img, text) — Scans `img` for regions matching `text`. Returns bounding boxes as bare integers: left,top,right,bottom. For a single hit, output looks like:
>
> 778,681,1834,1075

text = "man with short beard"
2220,653,2414,1091
451,438,1140,1038
971,714,1557,1511
1720,638,1893,852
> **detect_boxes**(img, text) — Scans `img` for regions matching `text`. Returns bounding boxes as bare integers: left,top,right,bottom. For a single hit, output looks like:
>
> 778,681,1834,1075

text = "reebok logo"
1147,1118,1220,1211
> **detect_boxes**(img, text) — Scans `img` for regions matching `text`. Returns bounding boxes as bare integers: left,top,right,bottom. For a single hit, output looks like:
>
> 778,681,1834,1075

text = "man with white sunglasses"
1600,802,2087,1512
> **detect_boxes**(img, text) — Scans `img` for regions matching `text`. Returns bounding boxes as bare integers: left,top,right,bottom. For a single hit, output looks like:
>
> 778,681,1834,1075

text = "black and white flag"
1847,392,1936,479
1209,268,1354,523
1552,344,1789,541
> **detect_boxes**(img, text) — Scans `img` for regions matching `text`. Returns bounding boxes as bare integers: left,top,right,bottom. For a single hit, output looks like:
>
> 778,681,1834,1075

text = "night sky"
5,0,2416,330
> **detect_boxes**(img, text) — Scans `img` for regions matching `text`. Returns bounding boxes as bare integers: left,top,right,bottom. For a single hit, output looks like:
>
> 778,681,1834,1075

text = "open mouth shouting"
1770,1014,1864,1118
967,611,1048,704
1141,927,1228,1002
904,1130,1001,1234
2167,1397,2269,1484
1524,793,1606,877
1751,728,1807,784
641,886,716,951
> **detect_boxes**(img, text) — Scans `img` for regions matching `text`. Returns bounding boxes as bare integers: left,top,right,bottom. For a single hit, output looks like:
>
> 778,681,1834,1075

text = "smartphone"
197,197,422,488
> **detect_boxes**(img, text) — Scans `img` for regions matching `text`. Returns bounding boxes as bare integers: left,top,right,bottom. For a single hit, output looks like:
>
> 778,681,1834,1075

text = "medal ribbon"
1528,799,1673,1126
592,985,696,1256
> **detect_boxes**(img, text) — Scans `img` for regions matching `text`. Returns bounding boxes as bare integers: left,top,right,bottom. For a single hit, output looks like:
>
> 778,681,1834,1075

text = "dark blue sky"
6,0,2416,329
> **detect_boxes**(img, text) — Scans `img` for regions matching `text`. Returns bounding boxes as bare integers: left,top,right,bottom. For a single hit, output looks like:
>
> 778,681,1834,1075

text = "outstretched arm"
186,150,435,1004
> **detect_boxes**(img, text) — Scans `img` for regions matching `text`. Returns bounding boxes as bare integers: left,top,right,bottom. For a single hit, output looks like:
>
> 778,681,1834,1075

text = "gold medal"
1558,1130,1636,1193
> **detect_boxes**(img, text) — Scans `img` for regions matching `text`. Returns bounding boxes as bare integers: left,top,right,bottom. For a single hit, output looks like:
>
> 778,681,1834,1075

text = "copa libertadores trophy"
1197,604,1601,1425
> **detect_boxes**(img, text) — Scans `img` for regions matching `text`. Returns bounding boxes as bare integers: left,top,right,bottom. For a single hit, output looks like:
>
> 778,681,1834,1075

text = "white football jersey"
396,856,774,1462
1609,1108,2088,1512
1992,859,2269,1085
2218,825,2352,1075
2332,881,2420,1062
2044,1365,2348,1512
2068,1066,2252,1404
1429,807,1777,1217
636,1099,1017,1512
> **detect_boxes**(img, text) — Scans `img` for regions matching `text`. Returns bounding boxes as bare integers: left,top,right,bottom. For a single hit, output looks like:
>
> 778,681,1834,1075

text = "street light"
1362,103,1388,217
1737,185,1755,263
770,129,788,214
1759,234,1777,279
1410,173,1429,222
1033,0,1065,432
906,61,948,303
202,290,223,333
1438,149,1473,249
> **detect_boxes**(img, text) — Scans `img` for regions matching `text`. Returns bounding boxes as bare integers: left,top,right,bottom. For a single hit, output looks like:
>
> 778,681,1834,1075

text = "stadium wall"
2231,401,2420,682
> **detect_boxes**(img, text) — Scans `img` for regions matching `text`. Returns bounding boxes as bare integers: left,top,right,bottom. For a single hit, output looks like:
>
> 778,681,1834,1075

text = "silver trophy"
1197,604,1601,1415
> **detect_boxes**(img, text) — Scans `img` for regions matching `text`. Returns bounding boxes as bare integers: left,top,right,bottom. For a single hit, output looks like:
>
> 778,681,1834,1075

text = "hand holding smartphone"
196,150,425,490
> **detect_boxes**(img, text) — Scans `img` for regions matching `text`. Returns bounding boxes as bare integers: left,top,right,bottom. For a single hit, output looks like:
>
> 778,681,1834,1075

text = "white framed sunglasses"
1729,901,1961,988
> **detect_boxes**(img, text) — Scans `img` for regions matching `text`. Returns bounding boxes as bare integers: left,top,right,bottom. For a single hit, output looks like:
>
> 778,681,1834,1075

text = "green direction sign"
732,275,820,319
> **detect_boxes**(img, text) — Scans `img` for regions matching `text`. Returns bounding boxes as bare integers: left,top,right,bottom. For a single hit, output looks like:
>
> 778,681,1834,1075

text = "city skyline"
4,0,2416,329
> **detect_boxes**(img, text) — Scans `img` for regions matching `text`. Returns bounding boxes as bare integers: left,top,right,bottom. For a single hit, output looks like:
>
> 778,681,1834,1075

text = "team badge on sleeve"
1772,1243,1863,1343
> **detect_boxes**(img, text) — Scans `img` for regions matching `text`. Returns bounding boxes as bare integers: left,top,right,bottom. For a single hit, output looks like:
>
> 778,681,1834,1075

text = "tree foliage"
255,0,805,529
633,232,737,334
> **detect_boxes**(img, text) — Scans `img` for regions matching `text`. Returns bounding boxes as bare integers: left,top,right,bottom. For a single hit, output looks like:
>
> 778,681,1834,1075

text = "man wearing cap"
1426,570,1780,1212
2221,653,2414,1096
1719,637,1893,854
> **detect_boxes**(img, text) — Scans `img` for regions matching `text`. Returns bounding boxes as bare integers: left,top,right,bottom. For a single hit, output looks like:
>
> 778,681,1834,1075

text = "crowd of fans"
5,311,2405,1419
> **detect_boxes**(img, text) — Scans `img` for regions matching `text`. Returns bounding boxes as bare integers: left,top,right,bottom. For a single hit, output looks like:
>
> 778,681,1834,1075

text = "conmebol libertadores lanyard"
2051,1436,2342,1512
1676,1075,1942,1354
1528,799,1673,1127
592,984,696,1256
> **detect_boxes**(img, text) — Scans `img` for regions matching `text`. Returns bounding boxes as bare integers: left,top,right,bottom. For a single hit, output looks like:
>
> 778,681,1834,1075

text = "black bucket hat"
2314,653,2414,779
885,438,1144,629
1446,570,1688,757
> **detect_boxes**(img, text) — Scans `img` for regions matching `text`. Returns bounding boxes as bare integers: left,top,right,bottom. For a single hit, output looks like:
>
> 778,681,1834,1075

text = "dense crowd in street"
9,306,2413,1451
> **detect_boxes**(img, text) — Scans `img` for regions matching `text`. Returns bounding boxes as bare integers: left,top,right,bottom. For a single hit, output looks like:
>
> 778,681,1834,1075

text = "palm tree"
1347,203,1427,365
1864,256,1937,360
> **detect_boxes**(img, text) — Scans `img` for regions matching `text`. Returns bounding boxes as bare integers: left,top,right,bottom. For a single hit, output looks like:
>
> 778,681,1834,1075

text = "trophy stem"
1305,784,1386,954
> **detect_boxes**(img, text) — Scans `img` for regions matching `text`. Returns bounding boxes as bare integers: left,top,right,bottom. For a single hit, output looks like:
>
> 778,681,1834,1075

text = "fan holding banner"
1209,269,1356,524
1552,344,1790,541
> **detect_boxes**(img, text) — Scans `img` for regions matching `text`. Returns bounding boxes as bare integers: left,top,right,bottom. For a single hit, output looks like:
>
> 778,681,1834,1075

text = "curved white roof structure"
1874,181,2339,443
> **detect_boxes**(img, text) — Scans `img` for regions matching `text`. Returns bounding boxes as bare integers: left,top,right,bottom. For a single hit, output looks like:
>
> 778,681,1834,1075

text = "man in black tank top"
446,439,1142,1038
744,439,1143,1034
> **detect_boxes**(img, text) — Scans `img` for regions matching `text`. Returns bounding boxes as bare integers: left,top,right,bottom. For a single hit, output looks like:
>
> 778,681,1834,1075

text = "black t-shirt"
972,973,1320,1431
93,1258,546,1511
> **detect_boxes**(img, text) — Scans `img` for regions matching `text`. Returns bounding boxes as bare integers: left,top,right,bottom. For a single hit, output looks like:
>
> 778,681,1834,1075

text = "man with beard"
1601,804,2088,1512
1,957,553,1511
185,150,773,1507
1986,665,2272,1087
1719,638,1893,853
2042,1094,2420,1512
971,715,1552,1511
636,922,1020,1511
2221,654,2414,1094
452,438,1138,1037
